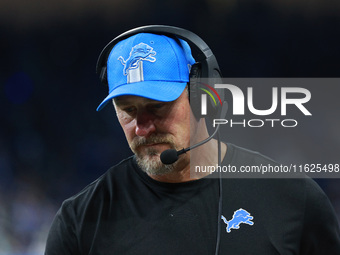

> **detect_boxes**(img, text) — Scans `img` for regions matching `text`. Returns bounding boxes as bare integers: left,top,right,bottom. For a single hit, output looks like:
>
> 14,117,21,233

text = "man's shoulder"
226,144,333,202
224,143,315,187
226,143,277,166
61,156,135,209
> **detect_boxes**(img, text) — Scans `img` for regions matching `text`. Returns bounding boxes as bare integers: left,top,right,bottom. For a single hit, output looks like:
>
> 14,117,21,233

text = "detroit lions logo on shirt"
221,208,254,233
118,43,156,83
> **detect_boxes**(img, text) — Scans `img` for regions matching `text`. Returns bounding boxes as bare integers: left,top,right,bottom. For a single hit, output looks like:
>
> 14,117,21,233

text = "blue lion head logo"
118,43,156,76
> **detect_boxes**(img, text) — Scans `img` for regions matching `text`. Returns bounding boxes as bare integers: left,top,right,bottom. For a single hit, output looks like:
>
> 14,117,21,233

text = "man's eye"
124,107,135,113
153,103,164,109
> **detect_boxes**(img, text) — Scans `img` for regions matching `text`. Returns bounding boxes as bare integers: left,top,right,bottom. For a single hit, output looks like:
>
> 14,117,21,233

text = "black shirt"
45,144,340,254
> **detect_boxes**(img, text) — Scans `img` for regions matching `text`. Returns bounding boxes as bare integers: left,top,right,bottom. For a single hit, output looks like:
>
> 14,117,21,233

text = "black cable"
214,127,223,255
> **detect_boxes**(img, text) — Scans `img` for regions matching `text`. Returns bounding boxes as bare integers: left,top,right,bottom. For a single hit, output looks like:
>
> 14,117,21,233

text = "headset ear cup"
189,63,221,121
189,63,201,120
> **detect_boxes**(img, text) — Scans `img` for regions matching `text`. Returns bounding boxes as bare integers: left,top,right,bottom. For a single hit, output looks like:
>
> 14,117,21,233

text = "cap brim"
96,81,187,111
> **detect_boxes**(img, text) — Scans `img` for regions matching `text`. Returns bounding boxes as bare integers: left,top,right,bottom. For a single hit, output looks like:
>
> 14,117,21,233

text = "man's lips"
143,143,168,148
144,143,162,146
131,136,175,153
136,143,173,152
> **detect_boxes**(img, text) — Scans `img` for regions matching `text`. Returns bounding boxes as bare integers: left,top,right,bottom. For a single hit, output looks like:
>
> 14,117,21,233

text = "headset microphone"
160,102,228,165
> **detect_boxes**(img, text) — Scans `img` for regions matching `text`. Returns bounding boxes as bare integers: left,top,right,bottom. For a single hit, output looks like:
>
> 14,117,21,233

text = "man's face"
113,90,194,175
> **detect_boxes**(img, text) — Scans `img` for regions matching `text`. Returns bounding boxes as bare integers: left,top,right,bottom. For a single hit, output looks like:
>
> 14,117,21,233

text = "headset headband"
96,25,222,84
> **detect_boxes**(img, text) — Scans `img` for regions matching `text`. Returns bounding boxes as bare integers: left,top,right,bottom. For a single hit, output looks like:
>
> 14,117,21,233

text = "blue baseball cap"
96,33,196,111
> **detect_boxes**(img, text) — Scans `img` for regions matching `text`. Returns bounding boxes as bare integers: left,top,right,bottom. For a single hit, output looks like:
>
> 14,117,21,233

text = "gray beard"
130,134,179,176
135,147,176,176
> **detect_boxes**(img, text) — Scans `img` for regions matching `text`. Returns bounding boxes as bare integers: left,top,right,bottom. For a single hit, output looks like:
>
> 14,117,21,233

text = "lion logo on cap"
118,43,156,76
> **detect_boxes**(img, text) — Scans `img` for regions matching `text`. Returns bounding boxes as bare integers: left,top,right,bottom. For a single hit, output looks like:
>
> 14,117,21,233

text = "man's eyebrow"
113,97,132,105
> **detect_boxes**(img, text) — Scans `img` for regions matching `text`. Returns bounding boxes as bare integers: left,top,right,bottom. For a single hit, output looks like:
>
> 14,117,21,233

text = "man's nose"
135,110,156,137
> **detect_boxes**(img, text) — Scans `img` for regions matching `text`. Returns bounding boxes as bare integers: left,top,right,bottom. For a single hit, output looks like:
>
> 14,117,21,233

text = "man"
45,26,340,254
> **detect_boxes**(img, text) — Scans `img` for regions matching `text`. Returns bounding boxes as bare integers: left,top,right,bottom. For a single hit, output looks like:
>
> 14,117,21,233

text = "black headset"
96,25,225,121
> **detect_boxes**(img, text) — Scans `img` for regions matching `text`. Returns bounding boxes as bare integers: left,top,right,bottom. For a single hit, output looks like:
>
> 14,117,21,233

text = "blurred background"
1,0,340,254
